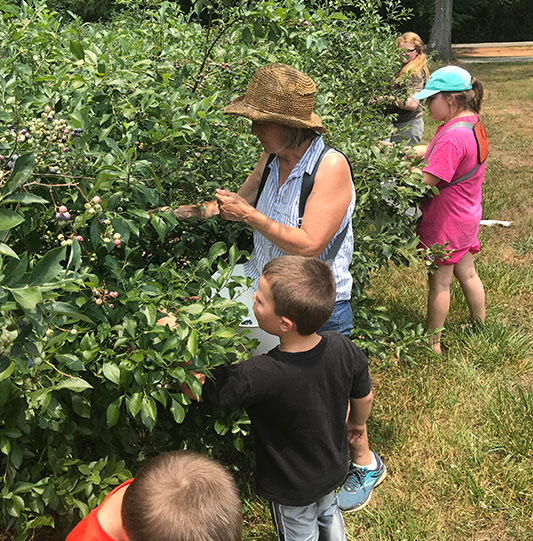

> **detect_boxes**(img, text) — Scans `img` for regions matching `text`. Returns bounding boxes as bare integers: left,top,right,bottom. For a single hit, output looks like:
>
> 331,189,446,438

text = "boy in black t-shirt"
190,256,382,541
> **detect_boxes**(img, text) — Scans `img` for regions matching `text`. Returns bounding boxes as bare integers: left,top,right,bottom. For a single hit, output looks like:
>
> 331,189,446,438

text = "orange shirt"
66,479,134,541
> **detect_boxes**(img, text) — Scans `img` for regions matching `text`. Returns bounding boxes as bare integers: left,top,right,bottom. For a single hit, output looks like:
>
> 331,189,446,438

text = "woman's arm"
215,152,353,258
151,152,270,219
394,95,420,111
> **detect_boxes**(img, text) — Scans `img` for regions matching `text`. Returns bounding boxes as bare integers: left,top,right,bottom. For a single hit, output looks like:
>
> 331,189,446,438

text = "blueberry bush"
0,0,430,537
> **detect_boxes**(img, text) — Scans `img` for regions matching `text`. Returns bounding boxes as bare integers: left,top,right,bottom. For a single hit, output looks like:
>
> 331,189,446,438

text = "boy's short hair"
262,256,336,335
121,451,242,541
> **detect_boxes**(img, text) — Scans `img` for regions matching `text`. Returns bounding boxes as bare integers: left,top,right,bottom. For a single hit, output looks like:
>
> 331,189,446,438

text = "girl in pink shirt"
413,66,486,354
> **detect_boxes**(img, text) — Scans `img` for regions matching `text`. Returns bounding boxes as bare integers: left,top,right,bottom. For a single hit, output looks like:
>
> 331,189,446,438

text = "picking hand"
215,189,253,222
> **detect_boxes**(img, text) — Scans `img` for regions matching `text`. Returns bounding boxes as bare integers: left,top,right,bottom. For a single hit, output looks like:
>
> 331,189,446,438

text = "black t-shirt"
202,331,371,506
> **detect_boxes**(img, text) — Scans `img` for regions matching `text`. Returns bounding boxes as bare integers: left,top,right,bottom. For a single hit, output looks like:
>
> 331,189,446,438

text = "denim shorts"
318,300,353,337
269,491,346,541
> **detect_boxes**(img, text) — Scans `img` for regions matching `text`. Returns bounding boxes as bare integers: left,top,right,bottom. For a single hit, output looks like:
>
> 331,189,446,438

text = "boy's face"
253,275,281,335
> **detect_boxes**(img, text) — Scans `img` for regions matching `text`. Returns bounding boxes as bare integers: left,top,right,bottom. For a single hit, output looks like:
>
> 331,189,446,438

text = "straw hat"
223,63,327,133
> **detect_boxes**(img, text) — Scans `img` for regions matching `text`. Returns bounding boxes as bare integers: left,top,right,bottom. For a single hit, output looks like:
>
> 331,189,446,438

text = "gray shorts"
391,116,424,145
269,491,346,541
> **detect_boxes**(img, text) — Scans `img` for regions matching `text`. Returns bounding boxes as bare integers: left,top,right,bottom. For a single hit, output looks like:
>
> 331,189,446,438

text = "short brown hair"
122,451,242,541
262,256,336,335
281,125,317,148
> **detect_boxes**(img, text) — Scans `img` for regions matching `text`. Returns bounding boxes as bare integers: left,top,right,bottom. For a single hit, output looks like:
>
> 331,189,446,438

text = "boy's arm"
347,391,373,445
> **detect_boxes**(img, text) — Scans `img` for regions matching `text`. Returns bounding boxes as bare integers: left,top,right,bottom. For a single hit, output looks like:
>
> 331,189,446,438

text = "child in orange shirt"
66,450,242,541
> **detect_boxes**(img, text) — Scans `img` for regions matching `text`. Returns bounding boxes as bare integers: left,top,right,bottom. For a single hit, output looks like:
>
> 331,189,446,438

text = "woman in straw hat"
161,63,385,517
164,63,355,335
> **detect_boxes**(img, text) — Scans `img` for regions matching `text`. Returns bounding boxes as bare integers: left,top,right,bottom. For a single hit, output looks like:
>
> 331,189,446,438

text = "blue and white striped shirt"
244,135,355,300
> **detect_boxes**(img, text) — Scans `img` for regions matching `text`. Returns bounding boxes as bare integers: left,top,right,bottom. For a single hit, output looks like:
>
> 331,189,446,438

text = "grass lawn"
243,62,533,540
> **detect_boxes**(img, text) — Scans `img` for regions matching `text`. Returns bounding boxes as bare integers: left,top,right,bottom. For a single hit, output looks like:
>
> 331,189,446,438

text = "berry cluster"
56,205,71,222
0,107,88,177
91,288,118,308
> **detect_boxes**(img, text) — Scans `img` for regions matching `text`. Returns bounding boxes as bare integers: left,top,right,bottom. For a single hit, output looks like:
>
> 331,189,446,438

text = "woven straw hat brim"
224,95,327,133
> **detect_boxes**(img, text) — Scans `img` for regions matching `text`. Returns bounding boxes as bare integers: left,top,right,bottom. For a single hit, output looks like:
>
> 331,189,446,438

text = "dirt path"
454,46,533,57
452,42,533,62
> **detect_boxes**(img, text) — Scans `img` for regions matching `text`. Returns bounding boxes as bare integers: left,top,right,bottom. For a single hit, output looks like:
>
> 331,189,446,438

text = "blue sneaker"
337,454,386,512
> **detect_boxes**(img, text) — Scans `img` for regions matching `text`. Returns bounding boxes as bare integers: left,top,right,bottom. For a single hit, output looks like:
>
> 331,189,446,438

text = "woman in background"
390,32,429,145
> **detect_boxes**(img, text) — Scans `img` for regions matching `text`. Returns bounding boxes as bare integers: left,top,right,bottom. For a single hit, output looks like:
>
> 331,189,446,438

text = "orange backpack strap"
474,120,488,163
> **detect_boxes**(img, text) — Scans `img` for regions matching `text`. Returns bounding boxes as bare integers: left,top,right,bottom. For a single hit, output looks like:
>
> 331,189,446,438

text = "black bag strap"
254,142,352,265
298,143,333,225
253,153,276,208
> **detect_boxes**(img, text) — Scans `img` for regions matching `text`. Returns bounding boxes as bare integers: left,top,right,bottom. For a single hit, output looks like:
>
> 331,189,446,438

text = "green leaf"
0,242,18,259
2,194,48,205
140,396,157,430
46,302,94,323
0,436,10,455
140,304,156,327
126,392,142,417
186,329,198,356
181,303,204,315
66,239,82,272
55,377,93,392
0,209,24,231
29,246,67,286
1,153,34,197
170,399,185,424
106,397,122,427
0,361,15,382
193,312,219,324
102,363,121,385
207,241,227,261
242,26,253,45
149,214,170,242
71,394,91,418
70,40,85,60
10,286,42,309
123,316,137,337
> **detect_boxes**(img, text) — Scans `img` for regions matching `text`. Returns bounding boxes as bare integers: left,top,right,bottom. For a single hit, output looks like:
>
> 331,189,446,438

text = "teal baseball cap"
414,65,473,100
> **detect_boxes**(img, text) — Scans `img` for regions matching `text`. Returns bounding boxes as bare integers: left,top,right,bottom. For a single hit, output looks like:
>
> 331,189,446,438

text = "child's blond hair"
122,451,242,541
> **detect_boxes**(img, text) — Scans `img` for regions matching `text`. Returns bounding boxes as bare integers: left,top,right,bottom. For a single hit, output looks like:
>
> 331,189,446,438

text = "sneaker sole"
340,465,387,513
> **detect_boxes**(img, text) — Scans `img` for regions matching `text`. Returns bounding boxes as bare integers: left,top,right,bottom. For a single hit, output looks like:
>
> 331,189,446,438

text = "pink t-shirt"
417,115,485,263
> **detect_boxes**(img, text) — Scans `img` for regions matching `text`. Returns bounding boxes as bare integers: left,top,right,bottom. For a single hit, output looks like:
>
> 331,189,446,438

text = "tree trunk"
429,0,454,61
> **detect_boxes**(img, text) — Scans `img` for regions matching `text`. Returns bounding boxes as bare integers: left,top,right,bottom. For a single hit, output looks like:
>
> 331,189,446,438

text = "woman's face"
399,42,418,64
251,121,285,154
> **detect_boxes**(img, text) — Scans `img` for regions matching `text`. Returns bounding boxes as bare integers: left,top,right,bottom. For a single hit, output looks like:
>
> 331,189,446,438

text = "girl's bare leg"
427,264,455,354
453,252,485,322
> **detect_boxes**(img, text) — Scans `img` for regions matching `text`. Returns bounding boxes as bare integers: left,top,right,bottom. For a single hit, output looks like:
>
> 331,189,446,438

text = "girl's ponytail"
446,77,484,114
470,78,484,114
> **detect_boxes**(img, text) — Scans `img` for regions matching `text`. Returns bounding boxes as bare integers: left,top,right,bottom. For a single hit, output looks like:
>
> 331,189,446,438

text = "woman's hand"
215,189,255,222
148,201,219,219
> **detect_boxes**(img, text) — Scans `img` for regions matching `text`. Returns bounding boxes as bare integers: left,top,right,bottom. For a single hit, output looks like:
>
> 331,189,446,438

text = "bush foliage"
0,0,429,537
